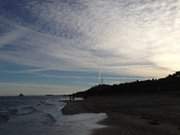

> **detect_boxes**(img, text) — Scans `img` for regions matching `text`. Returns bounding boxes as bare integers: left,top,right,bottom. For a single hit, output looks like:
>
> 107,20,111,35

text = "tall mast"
98,71,104,85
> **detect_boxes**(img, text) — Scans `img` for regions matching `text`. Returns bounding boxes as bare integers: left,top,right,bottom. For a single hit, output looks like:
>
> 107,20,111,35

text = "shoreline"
62,99,110,134
62,94,180,135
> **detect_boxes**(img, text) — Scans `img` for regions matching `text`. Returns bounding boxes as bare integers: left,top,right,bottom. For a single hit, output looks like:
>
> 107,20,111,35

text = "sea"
0,96,106,135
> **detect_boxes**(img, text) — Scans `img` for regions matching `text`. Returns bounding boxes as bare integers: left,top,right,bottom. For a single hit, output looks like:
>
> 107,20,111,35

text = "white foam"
0,96,107,135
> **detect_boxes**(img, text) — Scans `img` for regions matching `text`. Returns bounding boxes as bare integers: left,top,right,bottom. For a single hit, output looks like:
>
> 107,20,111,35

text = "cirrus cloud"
0,0,180,79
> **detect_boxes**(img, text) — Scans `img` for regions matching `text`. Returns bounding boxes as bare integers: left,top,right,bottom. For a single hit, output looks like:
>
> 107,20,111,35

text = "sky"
0,0,180,95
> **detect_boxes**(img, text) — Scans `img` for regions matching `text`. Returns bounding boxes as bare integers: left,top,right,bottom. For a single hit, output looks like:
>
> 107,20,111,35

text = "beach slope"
63,93,180,135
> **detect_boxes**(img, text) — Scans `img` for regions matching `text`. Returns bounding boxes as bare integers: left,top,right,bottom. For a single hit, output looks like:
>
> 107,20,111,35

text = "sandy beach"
62,93,180,135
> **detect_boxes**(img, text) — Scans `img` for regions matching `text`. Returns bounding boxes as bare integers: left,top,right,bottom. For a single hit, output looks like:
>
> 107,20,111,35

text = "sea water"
0,96,106,135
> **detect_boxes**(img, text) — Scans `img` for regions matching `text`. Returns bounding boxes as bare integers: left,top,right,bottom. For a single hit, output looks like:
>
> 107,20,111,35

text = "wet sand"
62,93,180,135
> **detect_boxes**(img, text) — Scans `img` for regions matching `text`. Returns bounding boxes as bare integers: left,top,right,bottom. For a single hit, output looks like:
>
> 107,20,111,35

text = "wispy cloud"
0,0,180,79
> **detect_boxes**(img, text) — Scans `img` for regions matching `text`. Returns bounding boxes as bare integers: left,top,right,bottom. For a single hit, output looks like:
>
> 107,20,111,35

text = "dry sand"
62,93,180,135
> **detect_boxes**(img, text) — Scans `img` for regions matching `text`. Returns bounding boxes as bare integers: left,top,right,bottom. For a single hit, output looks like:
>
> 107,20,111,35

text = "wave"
40,100,54,106
0,111,10,124
17,106,37,116
44,113,57,124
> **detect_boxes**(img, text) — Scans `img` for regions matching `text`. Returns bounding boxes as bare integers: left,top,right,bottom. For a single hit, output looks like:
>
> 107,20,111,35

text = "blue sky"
0,0,180,95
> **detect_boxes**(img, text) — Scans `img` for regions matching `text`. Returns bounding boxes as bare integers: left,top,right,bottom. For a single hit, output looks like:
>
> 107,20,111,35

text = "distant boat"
18,93,24,97
45,94,54,96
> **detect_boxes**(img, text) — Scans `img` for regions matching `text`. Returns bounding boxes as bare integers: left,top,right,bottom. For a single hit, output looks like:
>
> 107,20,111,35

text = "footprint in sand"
148,119,160,126
140,115,160,126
